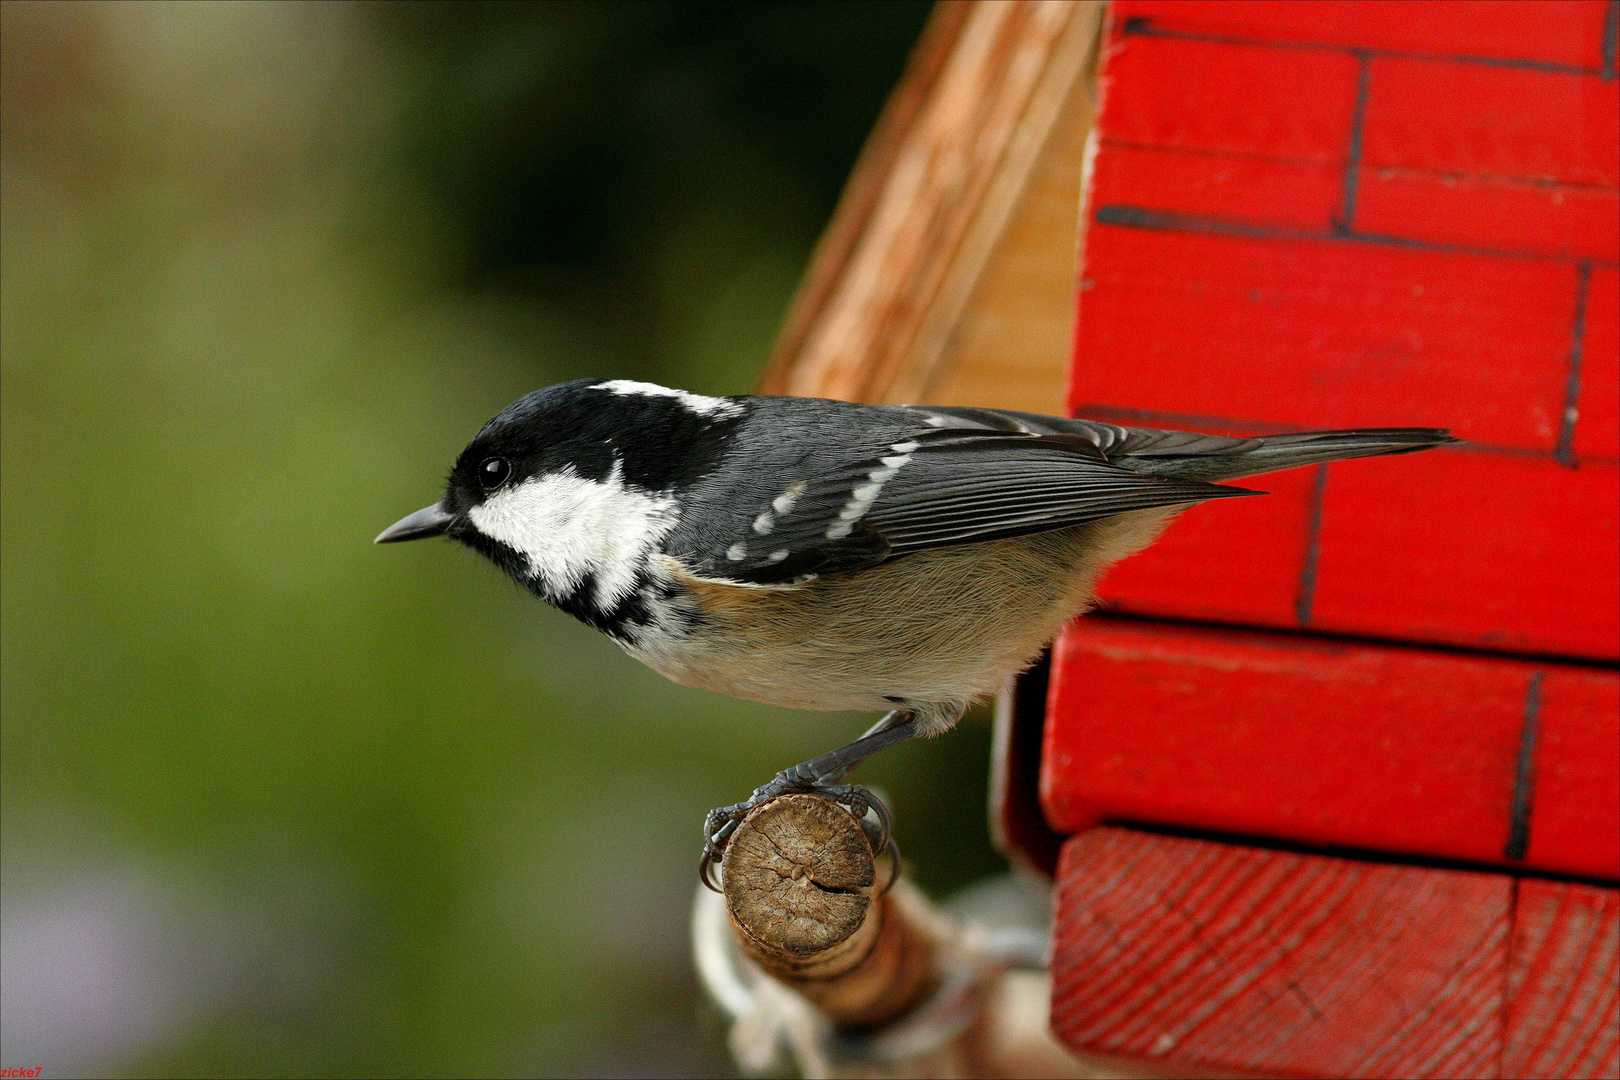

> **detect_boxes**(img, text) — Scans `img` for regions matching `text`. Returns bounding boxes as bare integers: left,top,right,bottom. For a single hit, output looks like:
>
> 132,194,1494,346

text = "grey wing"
914,405,1453,481
908,405,1269,463
678,404,1258,586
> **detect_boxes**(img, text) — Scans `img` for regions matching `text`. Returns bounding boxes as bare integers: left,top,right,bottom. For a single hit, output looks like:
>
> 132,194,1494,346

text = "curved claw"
866,791,892,849
876,833,902,898
699,846,723,892
699,809,745,892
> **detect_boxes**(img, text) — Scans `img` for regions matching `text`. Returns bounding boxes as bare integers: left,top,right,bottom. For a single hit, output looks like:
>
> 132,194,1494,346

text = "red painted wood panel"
1092,451,1620,661
1073,3,1619,663
1089,143,1343,231
1505,880,1620,1079
1097,35,1358,162
1311,454,1620,660
1110,0,1613,71
1353,167,1620,261
1093,462,1315,627
1073,227,1579,451
1041,619,1620,880
1533,673,1620,877
1362,58,1620,188
1050,827,1511,1079
1576,266,1620,461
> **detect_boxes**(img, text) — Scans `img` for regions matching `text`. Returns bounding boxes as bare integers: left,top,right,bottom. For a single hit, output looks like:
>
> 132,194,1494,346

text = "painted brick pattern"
1072,0,1620,660
1042,619,1620,880
1049,4,1620,1075
1050,828,1512,1079
1051,827,1620,1079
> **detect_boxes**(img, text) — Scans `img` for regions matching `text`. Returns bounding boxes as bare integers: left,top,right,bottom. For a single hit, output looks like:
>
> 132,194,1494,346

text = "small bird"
377,378,1451,884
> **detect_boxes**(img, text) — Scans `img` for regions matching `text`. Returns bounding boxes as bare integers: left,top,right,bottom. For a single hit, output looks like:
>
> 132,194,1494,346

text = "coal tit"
377,378,1451,882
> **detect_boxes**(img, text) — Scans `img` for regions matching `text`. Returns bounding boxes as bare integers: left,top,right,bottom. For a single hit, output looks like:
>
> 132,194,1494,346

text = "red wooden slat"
1089,142,1343,231
1091,462,1314,627
1097,35,1358,162
1354,168,1620,261
1362,58,1620,188
1533,673,1620,876
1050,827,1510,1079
1576,266,1620,461
1041,619,1620,880
1311,454,1620,661
1505,880,1620,1080
1072,226,1579,452
1110,0,1612,71
1091,451,1620,660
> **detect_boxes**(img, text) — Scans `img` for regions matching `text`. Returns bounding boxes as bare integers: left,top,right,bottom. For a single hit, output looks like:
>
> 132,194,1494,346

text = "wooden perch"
720,793,932,1029
714,793,1105,1078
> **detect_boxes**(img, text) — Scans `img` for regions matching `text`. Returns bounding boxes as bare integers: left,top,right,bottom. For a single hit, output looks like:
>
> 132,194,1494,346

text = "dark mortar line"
1120,19,1605,77
1555,262,1592,468
1093,204,1618,266
1338,52,1372,234
1604,0,1618,79
1294,464,1329,627
1504,672,1543,861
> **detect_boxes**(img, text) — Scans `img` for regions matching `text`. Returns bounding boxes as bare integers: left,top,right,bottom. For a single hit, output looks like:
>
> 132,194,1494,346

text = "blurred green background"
1,2,1013,1075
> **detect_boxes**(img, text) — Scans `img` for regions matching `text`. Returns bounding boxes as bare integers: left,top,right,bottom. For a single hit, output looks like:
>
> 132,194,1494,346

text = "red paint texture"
1311,454,1620,660
1353,167,1620,261
1576,266,1620,461
1042,619,1619,880
1361,58,1619,189
1098,36,1358,162
1505,880,1620,1079
1046,3,1620,1075
1051,827,1620,1079
1088,143,1344,230
1073,228,1579,449
1050,828,1511,1079
1089,463,1315,627
1110,0,1613,70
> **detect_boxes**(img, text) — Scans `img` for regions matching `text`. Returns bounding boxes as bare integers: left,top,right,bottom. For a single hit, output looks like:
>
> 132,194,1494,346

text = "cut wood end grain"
721,793,934,1029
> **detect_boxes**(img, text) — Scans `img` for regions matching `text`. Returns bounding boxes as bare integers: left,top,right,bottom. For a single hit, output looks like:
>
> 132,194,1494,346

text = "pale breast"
624,507,1179,730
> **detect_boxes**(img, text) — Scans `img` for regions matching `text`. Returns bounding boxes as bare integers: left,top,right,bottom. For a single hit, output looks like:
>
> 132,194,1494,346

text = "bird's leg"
701,712,918,890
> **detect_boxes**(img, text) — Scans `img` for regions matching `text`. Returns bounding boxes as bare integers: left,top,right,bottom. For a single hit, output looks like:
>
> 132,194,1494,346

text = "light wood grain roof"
760,0,1104,415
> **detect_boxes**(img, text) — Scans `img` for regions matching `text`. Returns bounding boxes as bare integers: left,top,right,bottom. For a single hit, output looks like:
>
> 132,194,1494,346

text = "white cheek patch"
468,464,679,610
595,379,742,418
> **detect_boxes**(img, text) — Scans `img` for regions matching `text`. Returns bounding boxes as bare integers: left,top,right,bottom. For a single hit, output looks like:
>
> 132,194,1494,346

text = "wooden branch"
715,793,1110,1078
720,793,933,1029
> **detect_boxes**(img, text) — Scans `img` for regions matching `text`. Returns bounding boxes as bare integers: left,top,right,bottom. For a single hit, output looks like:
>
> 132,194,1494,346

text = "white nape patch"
771,481,807,515
596,379,742,418
467,463,678,610
726,542,747,561
751,511,775,535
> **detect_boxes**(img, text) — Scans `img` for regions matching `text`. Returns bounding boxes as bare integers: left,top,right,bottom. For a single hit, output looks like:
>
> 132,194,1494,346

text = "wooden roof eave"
760,0,1105,415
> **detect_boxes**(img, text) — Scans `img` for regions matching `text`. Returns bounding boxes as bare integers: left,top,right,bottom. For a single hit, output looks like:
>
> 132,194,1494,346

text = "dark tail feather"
1153,428,1457,482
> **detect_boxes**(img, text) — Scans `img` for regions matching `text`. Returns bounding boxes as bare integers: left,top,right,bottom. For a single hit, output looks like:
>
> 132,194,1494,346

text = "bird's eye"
479,457,511,489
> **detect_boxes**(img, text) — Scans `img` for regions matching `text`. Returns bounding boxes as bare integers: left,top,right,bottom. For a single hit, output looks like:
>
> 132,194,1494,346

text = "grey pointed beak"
375,501,455,544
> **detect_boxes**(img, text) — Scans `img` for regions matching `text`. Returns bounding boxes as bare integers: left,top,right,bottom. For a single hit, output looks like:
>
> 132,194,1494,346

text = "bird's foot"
700,776,893,892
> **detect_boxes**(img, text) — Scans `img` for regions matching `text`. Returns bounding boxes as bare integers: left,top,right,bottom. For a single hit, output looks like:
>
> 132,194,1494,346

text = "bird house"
763,2,1620,1076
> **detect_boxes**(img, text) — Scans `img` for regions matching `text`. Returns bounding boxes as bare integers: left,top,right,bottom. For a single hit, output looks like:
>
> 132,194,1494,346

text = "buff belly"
625,508,1178,733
